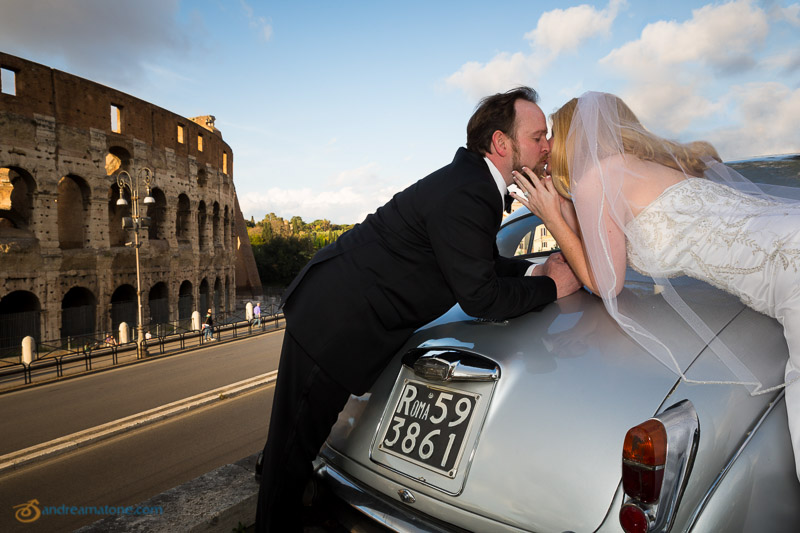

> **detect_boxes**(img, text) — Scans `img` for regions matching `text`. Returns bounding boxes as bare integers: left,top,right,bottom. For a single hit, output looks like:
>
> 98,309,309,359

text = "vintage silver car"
314,155,800,532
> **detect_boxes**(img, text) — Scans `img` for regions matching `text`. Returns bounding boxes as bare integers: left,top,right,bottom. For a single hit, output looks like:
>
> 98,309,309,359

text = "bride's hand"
509,167,563,226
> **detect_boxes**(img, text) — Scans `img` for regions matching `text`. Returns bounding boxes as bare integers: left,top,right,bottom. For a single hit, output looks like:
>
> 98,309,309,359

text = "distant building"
505,198,559,255
0,52,261,351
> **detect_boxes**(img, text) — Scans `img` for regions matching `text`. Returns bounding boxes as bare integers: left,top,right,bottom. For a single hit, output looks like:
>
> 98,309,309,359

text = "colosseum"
0,52,261,354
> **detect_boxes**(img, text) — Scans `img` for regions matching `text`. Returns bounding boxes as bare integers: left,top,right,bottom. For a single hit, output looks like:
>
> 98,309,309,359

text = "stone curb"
74,454,261,533
0,371,277,475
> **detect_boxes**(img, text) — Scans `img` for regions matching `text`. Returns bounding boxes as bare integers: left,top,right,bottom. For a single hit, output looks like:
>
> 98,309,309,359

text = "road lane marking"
0,370,278,475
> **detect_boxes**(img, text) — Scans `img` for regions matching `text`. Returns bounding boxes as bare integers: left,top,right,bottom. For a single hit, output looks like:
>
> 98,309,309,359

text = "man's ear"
491,130,509,157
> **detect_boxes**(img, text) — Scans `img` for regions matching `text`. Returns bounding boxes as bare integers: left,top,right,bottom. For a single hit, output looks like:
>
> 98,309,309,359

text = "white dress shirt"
483,157,538,277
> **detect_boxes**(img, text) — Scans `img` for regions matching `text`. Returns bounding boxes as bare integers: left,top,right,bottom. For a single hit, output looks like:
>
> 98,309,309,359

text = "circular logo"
14,499,41,523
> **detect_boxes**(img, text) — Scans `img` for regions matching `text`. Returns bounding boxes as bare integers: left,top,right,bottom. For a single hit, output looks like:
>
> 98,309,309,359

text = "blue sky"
1,0,798,224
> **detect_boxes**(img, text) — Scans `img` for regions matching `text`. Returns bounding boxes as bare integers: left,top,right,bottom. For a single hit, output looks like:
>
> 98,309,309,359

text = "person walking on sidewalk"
202,309,214,341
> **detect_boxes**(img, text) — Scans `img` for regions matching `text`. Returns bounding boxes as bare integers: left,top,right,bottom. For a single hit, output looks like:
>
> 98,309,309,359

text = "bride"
510,91,800,481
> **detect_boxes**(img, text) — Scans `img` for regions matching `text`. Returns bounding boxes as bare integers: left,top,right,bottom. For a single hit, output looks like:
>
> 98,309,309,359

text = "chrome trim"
398,489,416,504
621,399,699,533
369,353,499,495
684,390,784,530
403,348,500,382
316,462,465,533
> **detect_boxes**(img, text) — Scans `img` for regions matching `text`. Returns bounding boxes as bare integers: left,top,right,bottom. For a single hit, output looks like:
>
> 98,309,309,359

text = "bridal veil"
556,91,800,395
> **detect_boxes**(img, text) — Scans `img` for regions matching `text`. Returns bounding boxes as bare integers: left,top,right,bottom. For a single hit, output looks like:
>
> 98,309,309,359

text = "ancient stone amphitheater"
0,52,261,352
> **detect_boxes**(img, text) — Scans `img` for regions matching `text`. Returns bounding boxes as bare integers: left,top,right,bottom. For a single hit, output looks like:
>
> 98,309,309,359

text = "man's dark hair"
466,87,539,155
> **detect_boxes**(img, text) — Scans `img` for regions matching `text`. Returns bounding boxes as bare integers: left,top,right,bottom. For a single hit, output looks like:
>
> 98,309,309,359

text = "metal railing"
0,309,284,390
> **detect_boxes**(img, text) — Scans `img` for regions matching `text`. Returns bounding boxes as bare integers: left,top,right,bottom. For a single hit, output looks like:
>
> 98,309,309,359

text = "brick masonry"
0,52,262,342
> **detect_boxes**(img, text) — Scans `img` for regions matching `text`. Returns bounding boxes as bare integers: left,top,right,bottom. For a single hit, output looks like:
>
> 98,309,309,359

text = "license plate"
377,380,480,478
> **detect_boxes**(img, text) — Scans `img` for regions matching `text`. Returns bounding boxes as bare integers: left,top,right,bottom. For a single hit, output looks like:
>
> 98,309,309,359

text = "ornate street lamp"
114,167,155,359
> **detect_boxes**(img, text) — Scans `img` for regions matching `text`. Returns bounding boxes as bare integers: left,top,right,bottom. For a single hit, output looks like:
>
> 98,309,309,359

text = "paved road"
0,331,284,455
0,331,284,532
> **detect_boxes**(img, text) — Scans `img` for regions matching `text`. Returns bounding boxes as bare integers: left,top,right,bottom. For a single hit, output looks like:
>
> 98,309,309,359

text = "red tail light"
619,503,649,533
622,418,667,504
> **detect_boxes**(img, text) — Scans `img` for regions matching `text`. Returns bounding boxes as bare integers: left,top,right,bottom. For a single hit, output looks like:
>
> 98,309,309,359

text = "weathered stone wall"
0,52,261,344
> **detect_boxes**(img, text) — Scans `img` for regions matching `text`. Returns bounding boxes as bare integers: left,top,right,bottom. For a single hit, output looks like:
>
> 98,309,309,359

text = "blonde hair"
549,95,721,198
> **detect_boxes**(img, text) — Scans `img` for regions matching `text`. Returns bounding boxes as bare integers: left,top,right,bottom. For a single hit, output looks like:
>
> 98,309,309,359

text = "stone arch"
213,277,223,317
212,201,220,247
61,286,97,340
223,206,230,250
108,183,131,247
148,282,169,325
57,175,91,249
147,187,167,241
176,193,191,243
199,278,210,316
110,284,136,332
197,201,207,250
0,290,41,355
0,166,36,237
105,146,131,176
178,280,193,323
225,275,231,314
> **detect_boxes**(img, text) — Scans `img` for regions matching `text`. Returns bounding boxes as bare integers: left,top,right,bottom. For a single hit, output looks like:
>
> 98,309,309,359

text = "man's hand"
532,252,581,299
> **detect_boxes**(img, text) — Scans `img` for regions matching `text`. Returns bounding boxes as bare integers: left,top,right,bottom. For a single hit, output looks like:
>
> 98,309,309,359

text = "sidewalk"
0,317,283,394
75,454,262,533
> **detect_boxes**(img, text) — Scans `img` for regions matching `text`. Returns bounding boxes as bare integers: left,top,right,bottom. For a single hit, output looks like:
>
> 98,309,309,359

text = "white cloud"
621,83,720,135
447,0,623,100
525,0,625,57
0,0,190,87
769,2,800,25
239,163,402,224
602,0,769,77
706,82,800,159
240,0,273,41
238,184,394,225
446,52,538,101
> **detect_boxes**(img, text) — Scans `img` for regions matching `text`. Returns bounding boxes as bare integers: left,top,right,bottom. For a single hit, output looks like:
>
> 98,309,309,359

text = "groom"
255,86,581,532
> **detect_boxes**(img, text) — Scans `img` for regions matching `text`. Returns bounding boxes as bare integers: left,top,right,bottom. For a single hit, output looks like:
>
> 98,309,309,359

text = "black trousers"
255,331,352,532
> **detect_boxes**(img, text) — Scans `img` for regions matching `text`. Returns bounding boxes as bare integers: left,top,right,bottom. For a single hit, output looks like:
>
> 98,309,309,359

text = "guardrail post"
119,322,130,344
22,336,35,366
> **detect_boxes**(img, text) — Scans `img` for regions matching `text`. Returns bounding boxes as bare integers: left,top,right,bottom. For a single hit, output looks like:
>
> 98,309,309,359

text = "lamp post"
114,167,155,359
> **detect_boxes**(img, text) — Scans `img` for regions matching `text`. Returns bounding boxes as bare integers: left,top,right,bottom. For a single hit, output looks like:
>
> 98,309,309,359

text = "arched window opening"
212,202,221,247
148,282,169,326
213,278,223,318
178,280,193,328
223,206,230,250
197,201,207,250
61,287,97,341
225,276,231,315
0,291,41,357
108,184,131,247
105,146,131,176
0,167,36,237
58,175,90,250
176,194,191,243
199,278,210,317
110,284,136,333
147,188,168,241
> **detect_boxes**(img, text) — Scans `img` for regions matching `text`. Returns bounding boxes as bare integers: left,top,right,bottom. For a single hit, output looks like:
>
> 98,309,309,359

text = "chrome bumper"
314,459,469,533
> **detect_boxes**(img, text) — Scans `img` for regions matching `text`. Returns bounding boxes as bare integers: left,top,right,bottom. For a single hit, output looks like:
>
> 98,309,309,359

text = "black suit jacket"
282,148,556,394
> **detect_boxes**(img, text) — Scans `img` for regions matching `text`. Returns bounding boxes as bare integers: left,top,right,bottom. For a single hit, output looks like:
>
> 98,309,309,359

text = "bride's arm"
511,170,598,292
511,167,627,296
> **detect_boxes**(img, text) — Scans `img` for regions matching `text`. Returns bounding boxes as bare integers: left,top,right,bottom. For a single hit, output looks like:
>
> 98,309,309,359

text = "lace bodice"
626,178,800,315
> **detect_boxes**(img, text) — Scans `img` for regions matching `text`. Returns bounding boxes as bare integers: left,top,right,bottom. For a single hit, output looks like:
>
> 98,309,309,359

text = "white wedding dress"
625,176,800,478
560,91,800,480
